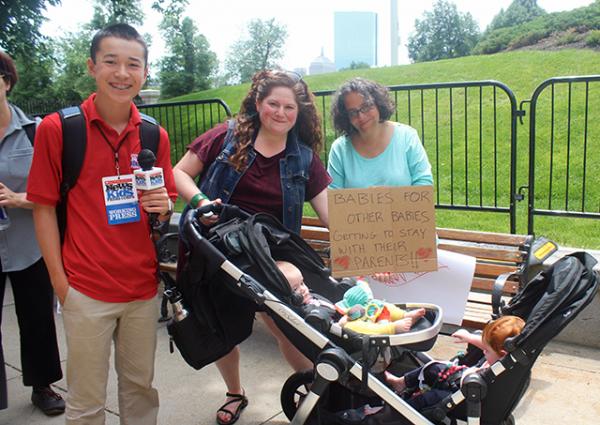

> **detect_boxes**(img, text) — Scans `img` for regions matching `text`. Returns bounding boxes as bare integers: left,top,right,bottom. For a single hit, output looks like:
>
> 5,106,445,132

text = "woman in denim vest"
173,70,330,425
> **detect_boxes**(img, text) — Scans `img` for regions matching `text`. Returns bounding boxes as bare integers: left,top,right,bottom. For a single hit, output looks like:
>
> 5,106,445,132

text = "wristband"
190,192,208,208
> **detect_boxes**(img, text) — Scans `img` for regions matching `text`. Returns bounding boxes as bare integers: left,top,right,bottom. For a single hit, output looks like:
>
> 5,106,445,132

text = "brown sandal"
216,390,248,425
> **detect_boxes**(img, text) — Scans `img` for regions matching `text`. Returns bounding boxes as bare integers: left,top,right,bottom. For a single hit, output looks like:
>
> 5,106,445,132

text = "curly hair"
331,77,395,137
229,70,322,172
0,51,18,95
482,315,525,356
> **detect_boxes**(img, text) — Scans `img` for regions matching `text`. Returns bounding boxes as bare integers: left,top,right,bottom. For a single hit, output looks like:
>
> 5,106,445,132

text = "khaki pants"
62,287,159,425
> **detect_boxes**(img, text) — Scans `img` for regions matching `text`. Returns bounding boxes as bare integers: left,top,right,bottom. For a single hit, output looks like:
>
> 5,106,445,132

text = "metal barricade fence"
526,75,600,235
138,99,232,163
314,81,521,233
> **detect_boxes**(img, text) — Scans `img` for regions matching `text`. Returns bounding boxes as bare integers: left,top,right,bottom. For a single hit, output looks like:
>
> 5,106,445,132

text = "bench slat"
301,227,330,241
475,262,519,279
437,227,530,247
438,243,525,263
302,216,326,227
471,277,519,294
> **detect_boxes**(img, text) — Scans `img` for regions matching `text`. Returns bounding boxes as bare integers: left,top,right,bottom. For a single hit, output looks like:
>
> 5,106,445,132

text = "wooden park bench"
300,217,535,330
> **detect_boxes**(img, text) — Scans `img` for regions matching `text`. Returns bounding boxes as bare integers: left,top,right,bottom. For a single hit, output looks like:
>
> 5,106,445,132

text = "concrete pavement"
2,282,600,425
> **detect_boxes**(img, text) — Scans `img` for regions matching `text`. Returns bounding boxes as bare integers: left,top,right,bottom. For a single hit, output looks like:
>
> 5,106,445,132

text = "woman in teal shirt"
327,78,432,189
327,78,434,282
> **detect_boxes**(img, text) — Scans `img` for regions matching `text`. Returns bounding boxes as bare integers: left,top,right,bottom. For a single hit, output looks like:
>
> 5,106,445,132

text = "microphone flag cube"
134,167,165,190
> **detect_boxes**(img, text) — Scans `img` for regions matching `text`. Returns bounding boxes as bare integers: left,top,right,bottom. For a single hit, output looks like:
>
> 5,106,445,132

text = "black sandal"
216,390,249,425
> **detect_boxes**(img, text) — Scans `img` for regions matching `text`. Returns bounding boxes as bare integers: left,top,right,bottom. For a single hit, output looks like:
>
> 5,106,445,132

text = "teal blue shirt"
327,123,433,189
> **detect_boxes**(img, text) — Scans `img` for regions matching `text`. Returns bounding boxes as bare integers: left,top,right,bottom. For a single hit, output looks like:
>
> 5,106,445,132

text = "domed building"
309,49,336,75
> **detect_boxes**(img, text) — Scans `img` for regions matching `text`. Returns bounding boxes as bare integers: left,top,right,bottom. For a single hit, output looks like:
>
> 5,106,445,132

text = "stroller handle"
194,203,251,221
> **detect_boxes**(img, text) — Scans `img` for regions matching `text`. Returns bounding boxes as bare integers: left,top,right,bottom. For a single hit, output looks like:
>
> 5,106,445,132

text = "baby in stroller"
276,260,426,335
384,316,525,410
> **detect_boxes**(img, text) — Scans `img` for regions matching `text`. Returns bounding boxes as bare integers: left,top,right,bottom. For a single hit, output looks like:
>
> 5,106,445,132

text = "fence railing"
138,99,232,162
26,77,600,236
314,81,521,233
526,75,600,234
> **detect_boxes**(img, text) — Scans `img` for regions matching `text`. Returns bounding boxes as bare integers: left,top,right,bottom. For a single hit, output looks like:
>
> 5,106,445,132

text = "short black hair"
331,78,395,137
90,23,148,66
0,50,18,95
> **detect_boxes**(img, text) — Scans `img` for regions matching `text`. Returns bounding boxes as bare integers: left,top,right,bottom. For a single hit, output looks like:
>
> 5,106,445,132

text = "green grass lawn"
169,49,600,249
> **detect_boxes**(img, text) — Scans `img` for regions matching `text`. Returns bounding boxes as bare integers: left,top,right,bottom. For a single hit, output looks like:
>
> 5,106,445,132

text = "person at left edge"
26,23,176,425
0,51,64,416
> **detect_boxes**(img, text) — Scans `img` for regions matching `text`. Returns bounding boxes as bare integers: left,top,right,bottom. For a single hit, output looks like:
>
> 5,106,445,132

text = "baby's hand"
451,329,471,344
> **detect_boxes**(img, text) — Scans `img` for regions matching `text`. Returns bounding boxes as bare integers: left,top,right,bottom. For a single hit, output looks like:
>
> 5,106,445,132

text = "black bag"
166,313,231,370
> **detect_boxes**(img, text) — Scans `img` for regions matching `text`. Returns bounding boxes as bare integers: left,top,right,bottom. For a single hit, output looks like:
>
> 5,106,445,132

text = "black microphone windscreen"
138,149,156,171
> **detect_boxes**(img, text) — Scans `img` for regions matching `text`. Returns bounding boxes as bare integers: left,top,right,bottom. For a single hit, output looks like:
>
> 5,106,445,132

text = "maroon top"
188,123,331,223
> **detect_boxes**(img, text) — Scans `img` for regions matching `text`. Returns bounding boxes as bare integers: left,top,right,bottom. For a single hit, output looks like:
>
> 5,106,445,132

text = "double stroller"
167,204,598,425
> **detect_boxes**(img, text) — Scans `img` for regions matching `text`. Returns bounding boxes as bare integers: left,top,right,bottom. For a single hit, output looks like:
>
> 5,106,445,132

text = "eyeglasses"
347,102,375,119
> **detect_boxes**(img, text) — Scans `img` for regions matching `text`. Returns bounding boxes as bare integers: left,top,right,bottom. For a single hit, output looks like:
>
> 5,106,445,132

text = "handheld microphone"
134,149,168,228
134,149,164,190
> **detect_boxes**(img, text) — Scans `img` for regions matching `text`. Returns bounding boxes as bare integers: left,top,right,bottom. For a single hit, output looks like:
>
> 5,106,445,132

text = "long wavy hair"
229,70,322,171
331,77,395,137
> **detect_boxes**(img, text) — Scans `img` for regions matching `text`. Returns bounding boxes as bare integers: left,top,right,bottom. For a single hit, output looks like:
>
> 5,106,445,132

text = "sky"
41,0,595,73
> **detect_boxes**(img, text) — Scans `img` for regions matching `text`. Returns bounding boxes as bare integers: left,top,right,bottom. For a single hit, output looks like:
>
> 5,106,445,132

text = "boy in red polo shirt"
27,24,176,425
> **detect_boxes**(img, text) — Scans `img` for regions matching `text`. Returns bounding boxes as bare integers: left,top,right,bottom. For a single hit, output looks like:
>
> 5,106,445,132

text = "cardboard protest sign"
328,186,437,277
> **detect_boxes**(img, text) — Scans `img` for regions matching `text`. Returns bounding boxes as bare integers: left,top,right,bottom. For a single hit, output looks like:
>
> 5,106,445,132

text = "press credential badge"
102,174,141,225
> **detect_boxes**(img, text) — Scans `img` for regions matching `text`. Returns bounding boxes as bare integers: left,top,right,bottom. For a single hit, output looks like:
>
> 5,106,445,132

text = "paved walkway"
2,284,600,425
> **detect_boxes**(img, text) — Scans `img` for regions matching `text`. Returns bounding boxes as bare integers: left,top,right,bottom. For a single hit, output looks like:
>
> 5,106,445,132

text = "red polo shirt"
27,94,177,302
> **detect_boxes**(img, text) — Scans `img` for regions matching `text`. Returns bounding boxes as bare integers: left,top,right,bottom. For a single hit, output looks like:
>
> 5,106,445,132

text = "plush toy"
335,279,405,324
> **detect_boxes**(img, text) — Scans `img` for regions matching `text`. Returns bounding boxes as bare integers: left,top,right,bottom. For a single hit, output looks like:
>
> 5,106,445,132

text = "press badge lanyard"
97,122,141,225
95,122,128,177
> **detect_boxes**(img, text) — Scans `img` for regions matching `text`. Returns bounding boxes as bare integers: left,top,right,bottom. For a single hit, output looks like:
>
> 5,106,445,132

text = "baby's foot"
405,308,426,321
384,371,406,393
393,317,413,333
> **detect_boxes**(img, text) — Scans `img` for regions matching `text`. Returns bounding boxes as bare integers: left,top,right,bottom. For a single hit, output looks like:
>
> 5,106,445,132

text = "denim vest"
191,120,312,234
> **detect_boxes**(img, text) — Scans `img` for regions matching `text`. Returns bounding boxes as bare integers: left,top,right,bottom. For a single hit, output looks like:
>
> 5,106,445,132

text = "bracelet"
159,198,173,216
190,192,208,208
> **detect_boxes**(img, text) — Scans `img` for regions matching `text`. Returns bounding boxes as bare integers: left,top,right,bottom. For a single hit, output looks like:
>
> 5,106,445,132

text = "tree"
88,0,144,30
0,0,60,57
10,44,58,111
52,30,97,104
159,17,217,98
488,0,546,32
407,0,480,63
225,18,288,84
342,61,371,71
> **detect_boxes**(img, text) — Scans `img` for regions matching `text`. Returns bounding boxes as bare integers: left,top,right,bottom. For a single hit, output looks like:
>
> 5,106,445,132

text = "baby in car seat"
276,261,425,335
385,315,525,410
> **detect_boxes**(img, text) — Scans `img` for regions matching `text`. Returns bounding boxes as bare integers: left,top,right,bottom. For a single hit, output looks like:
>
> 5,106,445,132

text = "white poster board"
366,249,475,325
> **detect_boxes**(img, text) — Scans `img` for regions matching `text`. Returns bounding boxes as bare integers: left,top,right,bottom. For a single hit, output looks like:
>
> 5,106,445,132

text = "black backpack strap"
139,112,160,155
23,121,37,146
58,106,87,241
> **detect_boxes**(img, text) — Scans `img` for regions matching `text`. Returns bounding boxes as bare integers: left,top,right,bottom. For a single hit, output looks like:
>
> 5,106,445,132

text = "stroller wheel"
281,370,315,421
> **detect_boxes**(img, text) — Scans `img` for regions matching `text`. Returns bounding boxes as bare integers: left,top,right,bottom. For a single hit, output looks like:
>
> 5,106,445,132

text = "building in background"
293,67,307,77
309,49,336,75
334,11,378,70
390,0,399,66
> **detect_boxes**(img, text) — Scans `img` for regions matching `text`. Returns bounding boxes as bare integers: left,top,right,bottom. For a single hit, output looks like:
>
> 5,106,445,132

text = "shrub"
585,30,600,47
557,30,583,46
508,30,550,49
